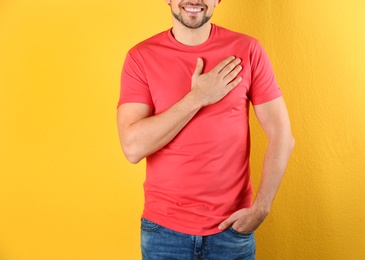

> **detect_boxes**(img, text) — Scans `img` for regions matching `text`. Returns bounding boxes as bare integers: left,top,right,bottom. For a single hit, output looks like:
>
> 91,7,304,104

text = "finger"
213,56,237,73
193,57,204,77
218,214,239,231
219,58,241,78
225,76,242,92
223,64,242,84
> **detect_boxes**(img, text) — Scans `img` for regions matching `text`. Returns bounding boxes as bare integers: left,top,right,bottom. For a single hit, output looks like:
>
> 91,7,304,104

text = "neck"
171,22,212,46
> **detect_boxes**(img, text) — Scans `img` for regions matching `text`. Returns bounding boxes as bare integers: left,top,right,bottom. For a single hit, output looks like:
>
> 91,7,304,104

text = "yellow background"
1,0,364,259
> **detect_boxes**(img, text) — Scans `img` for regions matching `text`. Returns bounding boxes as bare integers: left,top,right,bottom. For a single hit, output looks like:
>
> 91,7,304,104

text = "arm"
219,97,295,233
117,56,243,164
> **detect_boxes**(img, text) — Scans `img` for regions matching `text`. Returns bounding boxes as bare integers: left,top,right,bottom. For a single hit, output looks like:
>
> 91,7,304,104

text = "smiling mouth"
182,5,205,14
183,7,204,13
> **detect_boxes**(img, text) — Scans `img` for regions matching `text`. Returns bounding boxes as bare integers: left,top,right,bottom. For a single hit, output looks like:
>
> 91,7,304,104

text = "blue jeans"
141,218,256,260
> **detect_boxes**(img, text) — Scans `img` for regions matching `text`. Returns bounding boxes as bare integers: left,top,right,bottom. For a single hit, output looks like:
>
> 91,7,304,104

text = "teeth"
184,7,202,12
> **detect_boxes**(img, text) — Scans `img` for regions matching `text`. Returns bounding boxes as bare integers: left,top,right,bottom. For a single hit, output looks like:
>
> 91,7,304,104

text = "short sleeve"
248,41,282,105
117,51,154,108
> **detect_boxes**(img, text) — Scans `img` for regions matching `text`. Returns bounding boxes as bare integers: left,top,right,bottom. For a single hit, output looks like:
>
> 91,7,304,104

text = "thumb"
193,57,204,77
218,213,238,231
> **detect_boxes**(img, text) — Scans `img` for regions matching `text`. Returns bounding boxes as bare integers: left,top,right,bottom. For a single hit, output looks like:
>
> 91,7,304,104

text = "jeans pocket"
229,227,253,237
141,218,161,232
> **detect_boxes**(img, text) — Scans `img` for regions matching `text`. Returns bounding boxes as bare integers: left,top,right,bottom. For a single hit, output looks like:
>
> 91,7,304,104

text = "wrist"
185,90,207,110
252,201,271,218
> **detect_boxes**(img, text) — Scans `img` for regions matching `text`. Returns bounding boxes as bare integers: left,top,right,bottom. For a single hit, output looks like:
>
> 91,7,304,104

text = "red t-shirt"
119,24,282,236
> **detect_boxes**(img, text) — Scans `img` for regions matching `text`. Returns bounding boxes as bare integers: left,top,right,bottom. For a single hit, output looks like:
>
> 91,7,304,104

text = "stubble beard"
172,9,211,29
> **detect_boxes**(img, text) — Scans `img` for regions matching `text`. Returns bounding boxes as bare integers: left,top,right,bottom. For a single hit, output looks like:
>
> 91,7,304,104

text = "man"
117,0,294,259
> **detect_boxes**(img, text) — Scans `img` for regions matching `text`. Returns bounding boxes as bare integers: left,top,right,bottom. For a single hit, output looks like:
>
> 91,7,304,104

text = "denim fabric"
141,218,256,260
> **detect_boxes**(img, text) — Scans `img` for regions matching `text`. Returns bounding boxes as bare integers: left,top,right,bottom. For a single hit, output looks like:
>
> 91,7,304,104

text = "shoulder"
214,24,258,44
128,30,170,55
212,25,264,54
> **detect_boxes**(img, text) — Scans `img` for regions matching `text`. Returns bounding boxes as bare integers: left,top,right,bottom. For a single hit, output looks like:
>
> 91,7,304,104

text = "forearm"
252,134,295,215
217,98,294,233
120,92,202,163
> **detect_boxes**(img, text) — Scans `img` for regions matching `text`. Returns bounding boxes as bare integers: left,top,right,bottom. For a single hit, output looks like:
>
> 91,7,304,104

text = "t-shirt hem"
117,98,154,109
251,90,282,106
141,214,224,236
